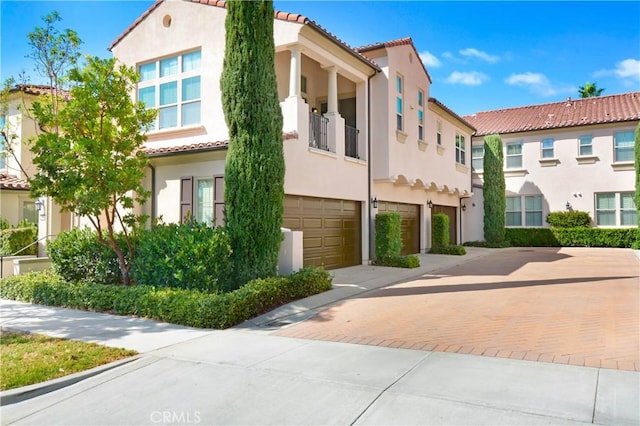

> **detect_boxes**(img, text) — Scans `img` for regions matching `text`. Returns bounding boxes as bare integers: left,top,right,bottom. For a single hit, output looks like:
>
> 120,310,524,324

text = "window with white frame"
541,138,554,158
22,201,38,225
396,74,403,132
471,145,484,172
506,196,522,226
505,141,523,169
596,192,637,226
579,135,592,156
436,120,442,145
196,178,214,224
455,134,466,165
417,90,424,140
524,195,543,226
138,50,202,130
614,131,634,162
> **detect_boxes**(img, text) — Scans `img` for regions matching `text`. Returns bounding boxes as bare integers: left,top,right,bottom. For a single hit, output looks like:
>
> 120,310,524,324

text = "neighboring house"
357,38,475,252
463,93,640,242
0,85,73,253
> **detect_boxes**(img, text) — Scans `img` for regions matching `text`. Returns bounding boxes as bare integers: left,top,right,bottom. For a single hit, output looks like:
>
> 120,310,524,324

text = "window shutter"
213,175,225,227
180,176,193,223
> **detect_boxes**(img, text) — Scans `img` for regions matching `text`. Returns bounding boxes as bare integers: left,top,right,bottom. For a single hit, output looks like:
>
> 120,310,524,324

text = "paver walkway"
276,247,640,371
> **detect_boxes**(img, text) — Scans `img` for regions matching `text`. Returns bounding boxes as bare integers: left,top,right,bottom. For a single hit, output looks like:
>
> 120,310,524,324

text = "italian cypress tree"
220,0,285,287
483,134,506,243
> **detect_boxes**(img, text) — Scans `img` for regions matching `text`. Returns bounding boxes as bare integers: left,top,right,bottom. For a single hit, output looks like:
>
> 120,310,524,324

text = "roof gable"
357,37,432,84
464,92,640,136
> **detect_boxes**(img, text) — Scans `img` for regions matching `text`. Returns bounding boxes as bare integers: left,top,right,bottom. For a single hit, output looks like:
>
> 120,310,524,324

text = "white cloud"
445,71,489,86
459,48,500,64
505,72,575,97
614,58,640,81
419,51,441,68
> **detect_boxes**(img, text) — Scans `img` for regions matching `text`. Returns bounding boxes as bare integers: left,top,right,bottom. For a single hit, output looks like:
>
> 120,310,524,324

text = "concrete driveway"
276,247,639,371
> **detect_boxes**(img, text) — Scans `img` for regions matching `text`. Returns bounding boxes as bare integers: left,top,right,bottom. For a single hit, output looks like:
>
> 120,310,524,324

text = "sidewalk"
1,247,638,425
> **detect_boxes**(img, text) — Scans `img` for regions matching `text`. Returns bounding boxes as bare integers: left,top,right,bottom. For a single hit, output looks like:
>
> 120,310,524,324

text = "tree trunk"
110,242,131,286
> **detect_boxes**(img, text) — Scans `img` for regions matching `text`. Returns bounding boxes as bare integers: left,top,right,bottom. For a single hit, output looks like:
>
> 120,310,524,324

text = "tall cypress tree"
483,134,506,243
220,0,285,287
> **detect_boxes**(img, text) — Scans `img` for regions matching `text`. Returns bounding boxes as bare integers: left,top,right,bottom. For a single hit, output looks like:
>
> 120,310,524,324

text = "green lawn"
0,330,137,391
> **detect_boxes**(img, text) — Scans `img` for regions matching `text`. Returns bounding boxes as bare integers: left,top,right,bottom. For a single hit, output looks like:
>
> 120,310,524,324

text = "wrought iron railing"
345,125,359,159
309,112,330,152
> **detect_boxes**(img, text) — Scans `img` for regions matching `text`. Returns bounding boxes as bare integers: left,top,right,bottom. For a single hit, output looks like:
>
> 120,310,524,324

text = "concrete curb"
0,354,144,406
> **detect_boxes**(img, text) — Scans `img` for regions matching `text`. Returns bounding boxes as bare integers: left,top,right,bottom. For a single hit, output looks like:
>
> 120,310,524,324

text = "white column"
288,46,301,98
325,66,338,115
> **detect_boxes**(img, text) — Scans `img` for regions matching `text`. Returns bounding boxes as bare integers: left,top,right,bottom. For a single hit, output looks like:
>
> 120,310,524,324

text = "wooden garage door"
378,201,420,255
432,205,457,245
283,195,361,270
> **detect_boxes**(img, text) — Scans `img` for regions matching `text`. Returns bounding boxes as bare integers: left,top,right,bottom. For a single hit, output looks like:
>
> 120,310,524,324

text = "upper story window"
471,145,484,172
505,141,523,169
455,134,466,165
417,90,424,141
614,131,634,162
541,138,554,158
579,135,592,156
396,75,403,132
596,192,637,227
138,50,202,131
436,120,442,145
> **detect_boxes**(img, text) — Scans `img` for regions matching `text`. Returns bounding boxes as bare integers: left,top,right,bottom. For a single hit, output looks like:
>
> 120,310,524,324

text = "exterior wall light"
461,204,466,212
565,201,571,211
371,197,378,208
34,198,44,212
427,200,433,209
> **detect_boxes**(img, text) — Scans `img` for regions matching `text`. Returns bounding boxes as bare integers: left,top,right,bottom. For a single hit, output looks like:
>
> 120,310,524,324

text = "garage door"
283,195,361,270
377,201,420,255
431,204,457,245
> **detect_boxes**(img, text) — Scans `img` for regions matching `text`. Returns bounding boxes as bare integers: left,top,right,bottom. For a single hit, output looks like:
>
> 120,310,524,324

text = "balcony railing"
345,125,359,159
309,112,330,152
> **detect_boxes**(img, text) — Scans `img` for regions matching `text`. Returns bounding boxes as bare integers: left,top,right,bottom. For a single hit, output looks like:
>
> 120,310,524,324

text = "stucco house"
462,93,639,242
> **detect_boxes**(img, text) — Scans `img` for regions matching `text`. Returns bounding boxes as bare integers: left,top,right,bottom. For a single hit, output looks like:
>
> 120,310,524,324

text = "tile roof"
428,97,475,132
109,0,380,72
0,173,30,190
144,131,298,157
10,84,70,99
463,92,640,136
357,37,432,83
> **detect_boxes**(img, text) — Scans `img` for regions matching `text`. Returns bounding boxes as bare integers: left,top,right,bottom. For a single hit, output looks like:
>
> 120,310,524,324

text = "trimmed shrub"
505,227,638,248
376,255,420,268
0,267,332,329
131,221,233,292
463,240,511,248
483,134,506,243
0,226,38,256
546,211,592,228
375,212,402,258
432,213,450,248
429,245,467,255
47,228,123,285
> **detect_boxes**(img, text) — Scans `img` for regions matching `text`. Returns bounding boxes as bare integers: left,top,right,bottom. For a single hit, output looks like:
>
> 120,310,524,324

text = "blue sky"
2,1,639,116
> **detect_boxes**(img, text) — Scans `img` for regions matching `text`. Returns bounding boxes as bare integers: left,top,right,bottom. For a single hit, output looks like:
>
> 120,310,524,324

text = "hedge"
429,245,466,255
505,227,638,248
546,211,592,228
0,267,332,329
0,226,38,256
375,255,420,268
431,213,450,248
375,212,402,258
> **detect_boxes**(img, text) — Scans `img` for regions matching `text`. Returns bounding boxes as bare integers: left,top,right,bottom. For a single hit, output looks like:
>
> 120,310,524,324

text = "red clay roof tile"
428,97,476,131
357,37,432,83
463,92,640,136
0,173,30,191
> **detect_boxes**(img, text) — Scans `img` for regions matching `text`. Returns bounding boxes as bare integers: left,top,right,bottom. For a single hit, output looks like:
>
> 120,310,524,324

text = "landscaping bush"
47,228,123,285
505,227,638,248
0,267,332,329
432,213,450,248
0,225,37,256
375,212,402,258
131,221,233,292
375,255,420,268
429,245,466,255
546,211,592,228
463,240,511,248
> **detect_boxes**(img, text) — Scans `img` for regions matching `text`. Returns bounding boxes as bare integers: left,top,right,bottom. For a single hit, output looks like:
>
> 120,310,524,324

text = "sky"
1,1,639,116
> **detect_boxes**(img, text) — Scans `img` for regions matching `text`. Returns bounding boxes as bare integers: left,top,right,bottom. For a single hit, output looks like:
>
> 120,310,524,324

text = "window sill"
308,146,336,158
418,140,428,151
396,130,408,143
611,161,634,171
344,156,367,166
503,168,528,177
576,155,599,165
146,125,206,141
455,163,469,173
538,158,560,167
436,145,445,155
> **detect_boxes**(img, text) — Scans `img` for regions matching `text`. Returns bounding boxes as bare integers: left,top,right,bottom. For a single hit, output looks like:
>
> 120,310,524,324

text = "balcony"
309,112,331,152
345,125,359,159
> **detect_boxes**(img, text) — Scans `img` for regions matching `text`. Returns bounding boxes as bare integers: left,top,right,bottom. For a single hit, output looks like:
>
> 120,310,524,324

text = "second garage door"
377,201,421,255
283,195,361,270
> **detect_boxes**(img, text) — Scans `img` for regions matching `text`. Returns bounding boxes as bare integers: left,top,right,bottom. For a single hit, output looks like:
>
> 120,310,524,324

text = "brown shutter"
180,176,193,223
213,175,225,227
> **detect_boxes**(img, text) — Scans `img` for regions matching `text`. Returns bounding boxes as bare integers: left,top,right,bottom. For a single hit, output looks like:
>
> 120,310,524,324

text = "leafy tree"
29,57,156,285
483,134,506,243
220,0,285,287
578,82,604,98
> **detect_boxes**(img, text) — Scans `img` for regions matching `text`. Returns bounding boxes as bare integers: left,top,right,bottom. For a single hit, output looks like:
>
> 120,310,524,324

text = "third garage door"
283,195,361,270
378,201,420,255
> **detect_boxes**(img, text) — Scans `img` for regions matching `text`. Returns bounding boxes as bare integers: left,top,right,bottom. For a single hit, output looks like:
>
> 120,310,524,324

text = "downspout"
148,163,156,224
367,70,378,263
